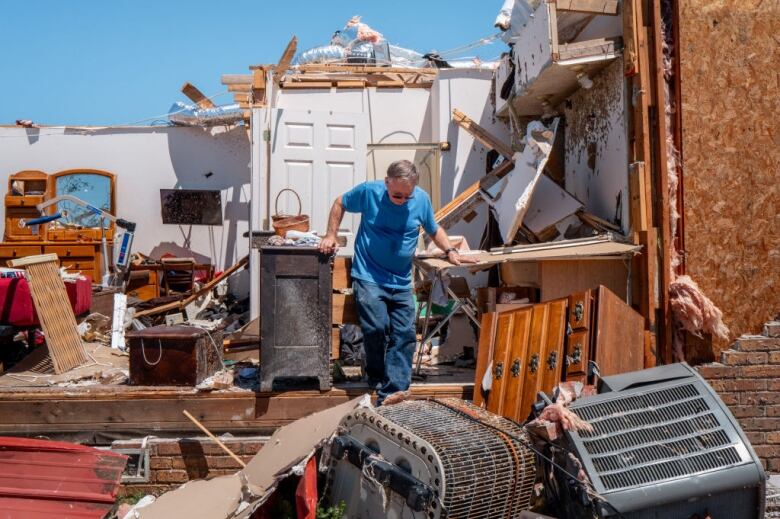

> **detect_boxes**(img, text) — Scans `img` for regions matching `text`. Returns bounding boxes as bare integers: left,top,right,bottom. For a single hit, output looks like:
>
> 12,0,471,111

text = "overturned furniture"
326,398,536,518
8,253,88,374
475,285,644,421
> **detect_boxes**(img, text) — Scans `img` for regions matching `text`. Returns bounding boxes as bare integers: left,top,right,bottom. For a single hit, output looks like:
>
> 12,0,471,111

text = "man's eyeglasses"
390,193,414,201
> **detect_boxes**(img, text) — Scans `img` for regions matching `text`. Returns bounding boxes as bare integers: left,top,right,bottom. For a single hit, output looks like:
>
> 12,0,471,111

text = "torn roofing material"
139,395,370,519
0,436,127,519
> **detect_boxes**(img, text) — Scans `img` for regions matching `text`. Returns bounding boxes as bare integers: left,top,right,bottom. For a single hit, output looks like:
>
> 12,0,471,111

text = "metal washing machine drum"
325,398,537,519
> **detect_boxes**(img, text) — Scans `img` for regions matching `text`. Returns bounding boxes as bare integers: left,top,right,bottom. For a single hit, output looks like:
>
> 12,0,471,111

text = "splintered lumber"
273,36,298,83
452,109,514,159
181,82,215,109
435,159,515,228
9,254,88,374
134,256,249,319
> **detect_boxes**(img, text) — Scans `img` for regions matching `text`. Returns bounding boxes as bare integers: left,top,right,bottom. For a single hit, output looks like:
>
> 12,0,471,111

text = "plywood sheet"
679,0,780,350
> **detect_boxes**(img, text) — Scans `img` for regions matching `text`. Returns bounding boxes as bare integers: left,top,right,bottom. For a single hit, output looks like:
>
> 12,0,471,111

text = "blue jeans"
352,278,416,405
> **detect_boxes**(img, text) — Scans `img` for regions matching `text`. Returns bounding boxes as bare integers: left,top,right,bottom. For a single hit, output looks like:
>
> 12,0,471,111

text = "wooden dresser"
2,169,117,283
0,242,109,283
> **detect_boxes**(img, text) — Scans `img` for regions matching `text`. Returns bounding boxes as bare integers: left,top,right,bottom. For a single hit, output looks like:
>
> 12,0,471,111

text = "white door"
270,108,368,255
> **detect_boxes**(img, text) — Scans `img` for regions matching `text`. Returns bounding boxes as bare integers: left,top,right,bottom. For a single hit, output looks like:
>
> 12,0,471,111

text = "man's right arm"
319,196,345,254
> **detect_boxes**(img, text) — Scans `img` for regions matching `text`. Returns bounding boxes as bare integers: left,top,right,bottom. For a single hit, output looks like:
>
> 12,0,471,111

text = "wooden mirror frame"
46,169,117,242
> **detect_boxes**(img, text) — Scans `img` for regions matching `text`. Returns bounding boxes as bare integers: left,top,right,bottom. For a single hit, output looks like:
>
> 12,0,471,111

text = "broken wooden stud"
273,36,298,83
181,82,216,109
452,108,514,159
182,410,246,468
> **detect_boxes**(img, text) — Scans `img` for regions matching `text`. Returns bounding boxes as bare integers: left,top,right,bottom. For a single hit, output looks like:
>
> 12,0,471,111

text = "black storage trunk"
127,325,223,386
260,246,332,391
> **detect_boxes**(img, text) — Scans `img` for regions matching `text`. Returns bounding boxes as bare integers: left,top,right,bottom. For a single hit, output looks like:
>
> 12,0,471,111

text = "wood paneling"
594,285,644,377
679,0,780,351
539,259,630,302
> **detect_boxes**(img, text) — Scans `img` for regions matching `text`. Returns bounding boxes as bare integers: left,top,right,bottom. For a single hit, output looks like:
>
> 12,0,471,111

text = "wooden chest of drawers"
0,242,108,283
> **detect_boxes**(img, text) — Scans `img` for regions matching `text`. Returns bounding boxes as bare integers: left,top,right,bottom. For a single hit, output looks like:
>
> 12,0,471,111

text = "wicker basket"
272,188,310,237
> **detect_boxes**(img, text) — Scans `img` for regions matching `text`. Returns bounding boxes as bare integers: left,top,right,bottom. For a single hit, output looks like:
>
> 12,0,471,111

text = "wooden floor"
0,377,473,439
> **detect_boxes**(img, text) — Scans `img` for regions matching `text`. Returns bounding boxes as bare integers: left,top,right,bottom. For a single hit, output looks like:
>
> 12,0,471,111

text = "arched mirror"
48,169,116,240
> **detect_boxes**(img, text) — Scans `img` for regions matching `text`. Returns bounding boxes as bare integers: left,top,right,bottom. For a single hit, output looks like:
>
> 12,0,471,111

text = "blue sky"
0,1,502,126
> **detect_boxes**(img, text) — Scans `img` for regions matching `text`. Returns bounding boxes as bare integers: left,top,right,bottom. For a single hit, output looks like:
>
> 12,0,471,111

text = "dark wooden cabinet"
260,246,332,392
127,326,222,386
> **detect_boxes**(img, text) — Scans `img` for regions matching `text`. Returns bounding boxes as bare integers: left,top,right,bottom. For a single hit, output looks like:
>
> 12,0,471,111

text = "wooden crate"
127,326,223,386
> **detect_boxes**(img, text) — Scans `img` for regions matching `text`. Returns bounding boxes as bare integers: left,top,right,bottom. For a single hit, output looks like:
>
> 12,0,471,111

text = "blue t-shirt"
342,180,438,289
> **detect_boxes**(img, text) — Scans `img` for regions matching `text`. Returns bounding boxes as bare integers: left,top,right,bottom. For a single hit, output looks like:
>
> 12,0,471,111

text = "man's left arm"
431,227,463,266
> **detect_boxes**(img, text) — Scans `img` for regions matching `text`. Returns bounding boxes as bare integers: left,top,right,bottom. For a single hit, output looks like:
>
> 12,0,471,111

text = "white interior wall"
563,58,629,232
433,68,511,247
0,125,251,273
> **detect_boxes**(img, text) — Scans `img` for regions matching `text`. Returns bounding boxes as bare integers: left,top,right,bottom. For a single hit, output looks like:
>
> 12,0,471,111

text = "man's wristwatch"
444,247,458,255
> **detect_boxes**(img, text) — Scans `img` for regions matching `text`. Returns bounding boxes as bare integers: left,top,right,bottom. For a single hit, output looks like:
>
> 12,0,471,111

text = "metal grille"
375,398,536,519
571,382,746,492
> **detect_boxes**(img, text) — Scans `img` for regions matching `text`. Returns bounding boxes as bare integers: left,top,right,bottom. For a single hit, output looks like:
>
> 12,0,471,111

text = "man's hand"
319,234,339,255
447,249,478,265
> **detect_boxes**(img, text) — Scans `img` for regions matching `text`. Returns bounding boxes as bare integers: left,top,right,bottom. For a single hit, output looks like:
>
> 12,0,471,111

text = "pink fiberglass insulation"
660,16,728,358
670,275,730,359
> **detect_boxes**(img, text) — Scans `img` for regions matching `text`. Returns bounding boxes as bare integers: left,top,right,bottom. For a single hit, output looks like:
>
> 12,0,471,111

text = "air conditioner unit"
325,398,537,518
565,363,765,518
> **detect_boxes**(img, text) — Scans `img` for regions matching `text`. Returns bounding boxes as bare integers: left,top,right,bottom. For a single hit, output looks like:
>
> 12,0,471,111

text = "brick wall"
112,436,266,497
697,321,780,472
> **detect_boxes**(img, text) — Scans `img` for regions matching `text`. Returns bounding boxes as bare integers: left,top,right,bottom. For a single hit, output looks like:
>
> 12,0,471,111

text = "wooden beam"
650,0,673,364
629,161,648,233
273,36,298,83
625,0,657,344
336,80,366,88
275,64,438,75
375,80,405,88
181,82,215,109
252,68,267,106
555,0,619,15
233,93,251,103
452,109,514,159
622,0,640,76
281,81,334,89
227,84,251,93
220,74,252,85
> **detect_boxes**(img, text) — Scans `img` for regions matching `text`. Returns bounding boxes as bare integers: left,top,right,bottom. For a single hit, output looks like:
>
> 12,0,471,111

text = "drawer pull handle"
510,359,521,377
528,354,539,374
573,301,584,323
494,361,504,380
547,351,558,370
566,344,582,367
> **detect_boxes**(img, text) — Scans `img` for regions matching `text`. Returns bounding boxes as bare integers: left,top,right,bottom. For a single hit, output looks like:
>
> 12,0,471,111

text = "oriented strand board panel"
679,0,780,350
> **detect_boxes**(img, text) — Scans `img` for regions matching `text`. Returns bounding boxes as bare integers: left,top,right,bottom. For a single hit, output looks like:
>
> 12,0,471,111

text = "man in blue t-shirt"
319,160,464,405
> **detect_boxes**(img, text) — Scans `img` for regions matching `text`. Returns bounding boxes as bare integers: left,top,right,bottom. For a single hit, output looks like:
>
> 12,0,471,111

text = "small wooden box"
127,325,223,386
